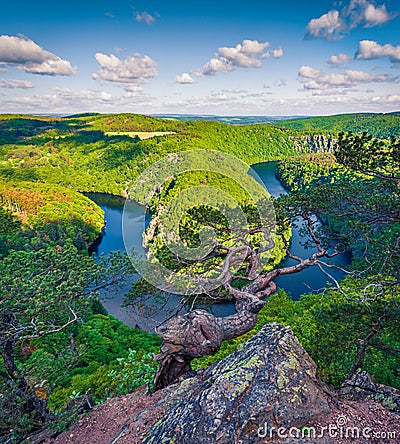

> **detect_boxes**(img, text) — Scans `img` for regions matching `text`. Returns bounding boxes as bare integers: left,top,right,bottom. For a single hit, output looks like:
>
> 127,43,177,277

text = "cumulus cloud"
123,84,144,92
198,39,274,76
0,79,34,88
202,58,231,76
363,3,392,26
93,52,158,85
174,73,195,84
298,64,397,92
306,10,342,40
0,35,77,75
305,1,394,40
272,48,283,58
327,53,352,65
299,65,321,78
355,40,400,63
135,11,157,25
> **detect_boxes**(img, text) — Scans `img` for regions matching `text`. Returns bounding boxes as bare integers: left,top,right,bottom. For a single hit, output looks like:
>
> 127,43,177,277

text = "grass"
105,131,176,140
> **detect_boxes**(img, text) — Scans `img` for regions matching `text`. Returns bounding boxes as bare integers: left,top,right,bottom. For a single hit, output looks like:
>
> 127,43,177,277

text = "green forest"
269,111,400,139
0,112,399,443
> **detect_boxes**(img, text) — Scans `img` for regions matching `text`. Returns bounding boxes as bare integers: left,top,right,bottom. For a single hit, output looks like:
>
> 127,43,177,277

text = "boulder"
339,370,400,413
142,323,333,444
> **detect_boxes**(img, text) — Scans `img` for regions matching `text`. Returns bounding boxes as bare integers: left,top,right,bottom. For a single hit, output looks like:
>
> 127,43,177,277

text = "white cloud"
298,65,397,92
355,40,400,63
306,10,342,40
274,79,287,87
299,65,321,78
307,88,356,97
11,87,398,115
93,53,158,85
24,59,77,75
135,11,157,25
53,88,115,103
208,93,235,102
272,48,283,58
221,88,247,93
174,73,195,84
202,57,232,75
305,1,394,40
327,53,352,65
3,87,155,113
164,89,277,112
370,94,400,104
0,35,77,75
275,92,400,113
363,3,392,27
242,92,265,98
219,39,269,66
199,39,273,76
123,84,144,92
0,79,34,88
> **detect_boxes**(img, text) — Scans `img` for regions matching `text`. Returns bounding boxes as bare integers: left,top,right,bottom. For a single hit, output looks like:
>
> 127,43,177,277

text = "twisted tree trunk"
153,227,336,391
153,293,263,391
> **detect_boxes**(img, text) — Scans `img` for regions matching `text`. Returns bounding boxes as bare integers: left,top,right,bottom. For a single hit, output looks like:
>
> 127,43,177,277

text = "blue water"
252,162,351,297
87,162,351,329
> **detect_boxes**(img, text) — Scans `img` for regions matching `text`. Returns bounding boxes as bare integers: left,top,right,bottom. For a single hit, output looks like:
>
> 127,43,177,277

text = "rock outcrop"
142,323,333,443
291,134,336,153
339,370,400,413
47,323,400,444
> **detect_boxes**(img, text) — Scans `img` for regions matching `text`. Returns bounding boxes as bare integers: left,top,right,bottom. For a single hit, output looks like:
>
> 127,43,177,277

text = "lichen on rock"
339,369,400,413
142,323,333,444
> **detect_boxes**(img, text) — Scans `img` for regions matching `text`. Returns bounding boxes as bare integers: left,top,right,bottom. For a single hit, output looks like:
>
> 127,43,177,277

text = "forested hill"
1,112,400,442
269,112,400,138
0,113,301,243
0,113,301,196
1,111,399,240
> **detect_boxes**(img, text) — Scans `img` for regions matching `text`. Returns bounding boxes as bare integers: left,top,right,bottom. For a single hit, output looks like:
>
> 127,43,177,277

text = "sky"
0,0,399,116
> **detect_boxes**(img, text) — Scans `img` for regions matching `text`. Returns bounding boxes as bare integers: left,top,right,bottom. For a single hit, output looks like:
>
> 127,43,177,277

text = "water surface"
88,162,351,330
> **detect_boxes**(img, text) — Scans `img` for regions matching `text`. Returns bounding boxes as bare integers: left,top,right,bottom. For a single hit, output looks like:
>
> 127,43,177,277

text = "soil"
43,385,166,444
44,388,400,444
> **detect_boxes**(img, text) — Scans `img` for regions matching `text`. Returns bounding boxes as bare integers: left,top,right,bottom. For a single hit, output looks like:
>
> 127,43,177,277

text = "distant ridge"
151,114,309,125
64,112,101,118
268,112,400,138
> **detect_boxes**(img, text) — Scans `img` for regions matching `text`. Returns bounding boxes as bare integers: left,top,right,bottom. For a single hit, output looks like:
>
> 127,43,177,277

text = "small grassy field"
105,131,176,139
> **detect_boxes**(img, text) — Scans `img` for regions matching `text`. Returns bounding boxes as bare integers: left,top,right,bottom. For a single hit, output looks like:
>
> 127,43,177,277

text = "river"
88,161,351,330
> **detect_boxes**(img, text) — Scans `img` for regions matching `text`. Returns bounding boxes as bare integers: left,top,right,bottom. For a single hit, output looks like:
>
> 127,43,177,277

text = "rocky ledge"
142,323,332,443
339,369,400,413
42,323,400,444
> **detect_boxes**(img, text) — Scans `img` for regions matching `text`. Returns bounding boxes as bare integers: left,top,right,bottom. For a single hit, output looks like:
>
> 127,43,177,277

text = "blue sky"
0,0,399,115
